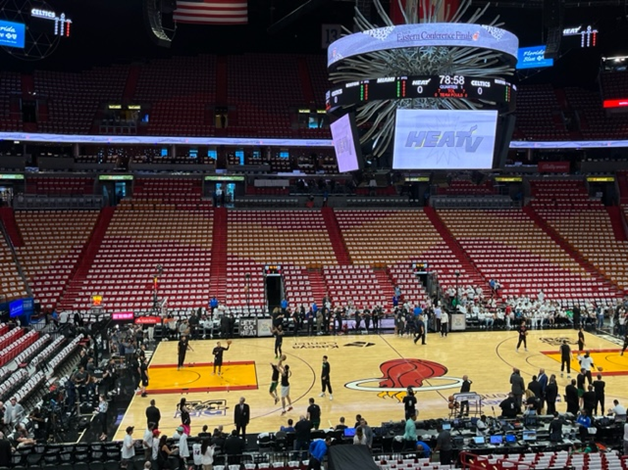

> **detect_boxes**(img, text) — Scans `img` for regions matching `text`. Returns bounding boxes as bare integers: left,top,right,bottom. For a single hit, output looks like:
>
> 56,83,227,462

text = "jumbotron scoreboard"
326,74,516,114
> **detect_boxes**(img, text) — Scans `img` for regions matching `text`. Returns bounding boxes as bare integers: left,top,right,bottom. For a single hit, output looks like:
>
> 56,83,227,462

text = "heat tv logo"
404,126,483,152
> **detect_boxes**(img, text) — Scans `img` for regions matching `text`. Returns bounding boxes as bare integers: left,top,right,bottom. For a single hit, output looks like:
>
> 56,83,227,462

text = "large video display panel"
330,113,361,173
392,109,498,170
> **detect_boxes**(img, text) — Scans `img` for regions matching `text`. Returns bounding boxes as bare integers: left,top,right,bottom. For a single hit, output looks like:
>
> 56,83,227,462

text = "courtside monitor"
490,435,503,445
505,434,517,444
441,422,451,430
473,436,485,445
522,430,537,441
330,113,362,173
392,109,498,170
9,299,23,317
343,427,356,438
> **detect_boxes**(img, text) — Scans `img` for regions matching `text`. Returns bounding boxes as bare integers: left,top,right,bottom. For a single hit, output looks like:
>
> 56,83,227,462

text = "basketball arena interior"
0,0,627,469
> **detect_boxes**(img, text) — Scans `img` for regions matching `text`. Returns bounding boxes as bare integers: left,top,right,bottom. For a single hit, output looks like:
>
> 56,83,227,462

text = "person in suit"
145,399,161,429
545,374,559,415
565,379,579,415
458,375,472,417
510,368,525,413
538,369,548,408
234,397,250,438
527,376,543,413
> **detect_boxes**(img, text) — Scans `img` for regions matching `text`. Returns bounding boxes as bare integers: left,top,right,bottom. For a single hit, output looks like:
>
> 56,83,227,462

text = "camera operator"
71,366,91,402
28,407,46,441
100,358,119,396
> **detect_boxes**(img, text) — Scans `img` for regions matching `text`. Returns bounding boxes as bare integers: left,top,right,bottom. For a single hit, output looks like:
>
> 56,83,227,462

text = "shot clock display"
326,74,516,113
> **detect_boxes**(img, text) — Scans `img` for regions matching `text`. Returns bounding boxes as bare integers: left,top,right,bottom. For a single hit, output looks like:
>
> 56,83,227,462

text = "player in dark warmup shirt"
402,387,417,420
178,335,193,370
273,325,284,359
319,355,332,400
560,340,573,377
516,321,528,352
212,341,231,375
577,328,585,352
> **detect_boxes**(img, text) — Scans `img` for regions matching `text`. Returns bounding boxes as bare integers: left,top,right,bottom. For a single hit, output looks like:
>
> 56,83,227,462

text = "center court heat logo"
344,358,463,401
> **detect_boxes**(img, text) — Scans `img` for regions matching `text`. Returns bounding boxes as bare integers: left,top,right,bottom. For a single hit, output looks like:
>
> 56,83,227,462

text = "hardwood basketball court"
114,329,627,440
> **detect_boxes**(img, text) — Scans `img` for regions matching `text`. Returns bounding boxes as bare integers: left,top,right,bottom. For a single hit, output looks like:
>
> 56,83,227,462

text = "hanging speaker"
543,0,565,27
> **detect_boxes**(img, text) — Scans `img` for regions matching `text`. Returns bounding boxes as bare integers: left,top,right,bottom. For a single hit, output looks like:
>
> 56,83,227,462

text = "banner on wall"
537,161,570,173
239,318,258,337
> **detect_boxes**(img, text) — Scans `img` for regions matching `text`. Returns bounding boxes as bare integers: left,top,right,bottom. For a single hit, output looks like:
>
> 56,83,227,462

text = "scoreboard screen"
326,75,516,113
412,262,429,274
263,264,283,276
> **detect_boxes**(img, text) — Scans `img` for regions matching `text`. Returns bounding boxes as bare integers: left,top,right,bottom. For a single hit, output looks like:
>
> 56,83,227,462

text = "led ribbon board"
327,24,519,69
0,132,625,150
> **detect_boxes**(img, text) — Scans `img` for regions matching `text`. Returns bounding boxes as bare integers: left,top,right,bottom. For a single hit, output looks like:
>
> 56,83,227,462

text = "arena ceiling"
1,0,626,86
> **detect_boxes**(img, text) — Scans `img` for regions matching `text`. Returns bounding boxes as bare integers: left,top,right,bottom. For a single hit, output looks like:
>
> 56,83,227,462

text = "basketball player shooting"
212,340,231,375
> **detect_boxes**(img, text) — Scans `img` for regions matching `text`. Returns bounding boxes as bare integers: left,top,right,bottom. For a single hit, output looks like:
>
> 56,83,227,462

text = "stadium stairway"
56,207,115,311
20,73,34,96
122,65,141,102
0,207,24,247
216,55,228,105
423,207,489,290
322,207,352,265
523,205,623,292
209,207,228,302
606,206,627,241
307,268,329,304
297,56,316,104
373,268,396,302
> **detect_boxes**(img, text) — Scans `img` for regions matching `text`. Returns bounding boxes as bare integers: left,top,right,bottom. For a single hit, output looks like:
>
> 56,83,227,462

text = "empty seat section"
135,55,216,136
335,209,476,292
321,265,390,310
14,210,99,309
530,180,627,291
74,204,214,311
130,178,206,210
225,210,336,307
26,177,94,195
436,178,497,195
227,210,336,267
224,257,265,309
0,236,28,301
437,209,618,302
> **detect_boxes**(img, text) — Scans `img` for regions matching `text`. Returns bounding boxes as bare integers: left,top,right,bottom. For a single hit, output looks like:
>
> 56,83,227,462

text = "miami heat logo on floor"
344,358,464,401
